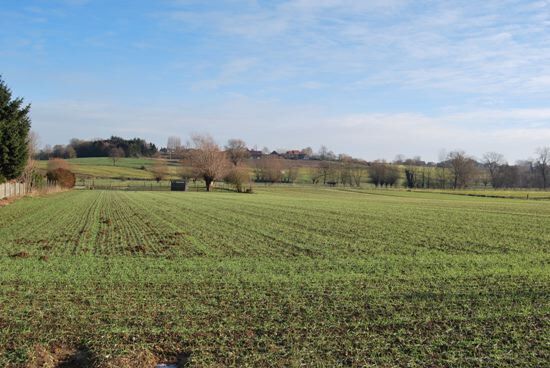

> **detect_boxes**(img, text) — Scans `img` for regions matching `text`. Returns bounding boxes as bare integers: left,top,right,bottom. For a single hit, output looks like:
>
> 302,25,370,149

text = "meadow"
36,157,182,180
0,188,548,367
424,189,550,200
36,157,319,184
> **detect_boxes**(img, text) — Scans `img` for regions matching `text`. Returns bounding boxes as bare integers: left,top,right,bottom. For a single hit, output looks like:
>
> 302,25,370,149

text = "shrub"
47,158,70,172
225,166,251,193
46,168,76,188
31,172,45,189
150,160,168,183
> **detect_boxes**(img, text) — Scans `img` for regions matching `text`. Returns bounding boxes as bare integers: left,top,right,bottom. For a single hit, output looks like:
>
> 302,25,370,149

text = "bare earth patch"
26,345,92,368
10,251,30,259
0,197,18,207
25,346,182,368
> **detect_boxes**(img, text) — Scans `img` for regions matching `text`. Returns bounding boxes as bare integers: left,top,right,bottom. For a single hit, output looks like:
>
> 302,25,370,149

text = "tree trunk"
205,177,213,192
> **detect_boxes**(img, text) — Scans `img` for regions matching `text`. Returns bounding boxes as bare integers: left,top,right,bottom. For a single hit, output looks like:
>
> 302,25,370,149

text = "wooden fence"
0,182,28,199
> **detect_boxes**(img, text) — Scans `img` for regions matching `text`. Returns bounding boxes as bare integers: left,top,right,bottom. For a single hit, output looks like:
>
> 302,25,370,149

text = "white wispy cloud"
160,0,550,97
192,57,259,90
5,0,550,159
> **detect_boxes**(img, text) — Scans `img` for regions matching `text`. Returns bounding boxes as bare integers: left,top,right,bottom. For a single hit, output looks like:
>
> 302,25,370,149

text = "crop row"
0,188,548,366
2,189,550,258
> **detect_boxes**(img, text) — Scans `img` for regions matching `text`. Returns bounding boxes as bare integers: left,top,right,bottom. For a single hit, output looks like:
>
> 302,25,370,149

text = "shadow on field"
156,352,192,368
56,346,93,368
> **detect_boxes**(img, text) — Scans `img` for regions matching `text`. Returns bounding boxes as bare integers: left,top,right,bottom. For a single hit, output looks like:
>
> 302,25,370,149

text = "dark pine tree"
0,76,31,180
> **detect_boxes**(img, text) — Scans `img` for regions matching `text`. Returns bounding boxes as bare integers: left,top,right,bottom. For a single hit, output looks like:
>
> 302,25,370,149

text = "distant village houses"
247,149,263,159
246,148,312,160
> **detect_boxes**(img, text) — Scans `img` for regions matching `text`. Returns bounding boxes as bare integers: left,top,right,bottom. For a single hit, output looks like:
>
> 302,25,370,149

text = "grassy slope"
36,157,321,184
419,188,550,199
36,157,182,180
36,158,550,197
0,188,548,366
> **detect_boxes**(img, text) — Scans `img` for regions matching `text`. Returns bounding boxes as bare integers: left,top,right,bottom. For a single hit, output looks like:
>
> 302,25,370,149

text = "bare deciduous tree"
403,157,426,188
369,160,400,188
338,155,353,186
254,156,284,183
301,147,313,158
385,165,400,187
187,134,229,191
319,161,331,184
535,146,550,189
65,146,77,159
483,152,506,189
350,163,366,187
310,164,324,184
151,158,169,183
19,131,40,188
448,150,476,189
225,139,249,166
47,157,70,172
318,145,329,160
225,165,251,192
109,147,124,166
393,154,405,164
167,136,182,160
369,160,386,187
282,164,299,183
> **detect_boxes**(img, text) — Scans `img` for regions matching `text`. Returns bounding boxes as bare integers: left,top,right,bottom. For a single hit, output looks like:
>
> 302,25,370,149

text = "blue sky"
2,0,550,161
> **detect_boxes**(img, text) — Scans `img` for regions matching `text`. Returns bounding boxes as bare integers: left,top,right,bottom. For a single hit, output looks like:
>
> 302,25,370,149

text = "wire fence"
79,179,239,192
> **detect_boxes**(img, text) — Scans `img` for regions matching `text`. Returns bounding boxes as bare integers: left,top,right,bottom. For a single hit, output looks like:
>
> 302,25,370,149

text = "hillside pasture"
36,157,181,180
0,188,548,366
421,188,550,200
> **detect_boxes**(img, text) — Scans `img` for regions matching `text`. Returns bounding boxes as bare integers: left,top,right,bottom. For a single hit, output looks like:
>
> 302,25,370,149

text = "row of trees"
179,136,550,192
164,135,339,161
37,136,158,160
165,135,251,192
399,149,550,190
173,133,550,191
178,137,370,191
179,136,377,191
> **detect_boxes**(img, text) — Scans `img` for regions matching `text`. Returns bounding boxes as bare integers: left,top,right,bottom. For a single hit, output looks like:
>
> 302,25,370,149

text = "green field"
36,157,328,184
0,188,548,367
422,189,550,200
37,157,181,180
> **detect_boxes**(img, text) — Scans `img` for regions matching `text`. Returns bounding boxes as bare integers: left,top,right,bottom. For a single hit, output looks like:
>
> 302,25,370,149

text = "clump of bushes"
47,158,70,171
46,168,76,188
225,166,252,193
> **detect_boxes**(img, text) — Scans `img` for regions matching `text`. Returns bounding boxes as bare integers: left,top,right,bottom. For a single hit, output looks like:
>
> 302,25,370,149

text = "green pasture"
36,157,181,180
0,188,548,366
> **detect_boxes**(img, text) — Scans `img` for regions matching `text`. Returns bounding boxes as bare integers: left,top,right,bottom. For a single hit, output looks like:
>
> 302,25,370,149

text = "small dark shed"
171,180,187,191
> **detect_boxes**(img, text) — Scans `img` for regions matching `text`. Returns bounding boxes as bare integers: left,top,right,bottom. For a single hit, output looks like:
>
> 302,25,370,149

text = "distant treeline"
37,136,158,160
35,133,550,191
